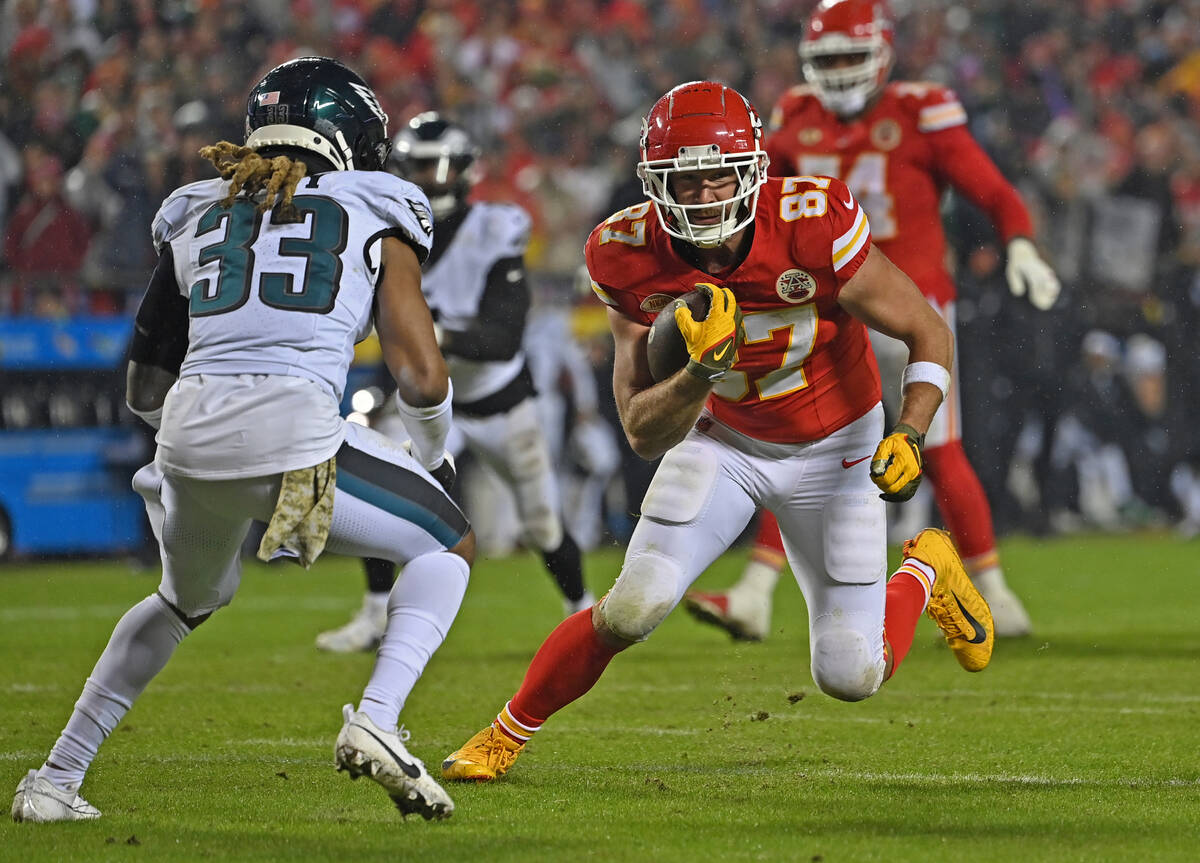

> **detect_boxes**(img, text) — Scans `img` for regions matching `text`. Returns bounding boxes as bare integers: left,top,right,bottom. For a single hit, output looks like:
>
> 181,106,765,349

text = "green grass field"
1,533,1198,862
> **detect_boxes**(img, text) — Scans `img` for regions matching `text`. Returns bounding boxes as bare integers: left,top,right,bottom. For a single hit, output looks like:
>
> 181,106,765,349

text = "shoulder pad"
769,84,817,128
368,172,435,258
151,178,225,251
475,201,532,256
888,82,967,132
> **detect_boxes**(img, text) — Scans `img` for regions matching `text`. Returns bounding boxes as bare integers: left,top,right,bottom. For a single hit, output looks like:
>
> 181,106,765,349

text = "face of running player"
668,167,743,235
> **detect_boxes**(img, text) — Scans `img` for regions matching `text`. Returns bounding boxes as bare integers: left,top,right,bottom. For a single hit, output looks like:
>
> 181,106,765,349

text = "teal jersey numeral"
190,196,349,316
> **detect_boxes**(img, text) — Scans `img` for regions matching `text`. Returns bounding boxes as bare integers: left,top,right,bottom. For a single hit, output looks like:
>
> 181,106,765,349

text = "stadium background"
1,0,1198,558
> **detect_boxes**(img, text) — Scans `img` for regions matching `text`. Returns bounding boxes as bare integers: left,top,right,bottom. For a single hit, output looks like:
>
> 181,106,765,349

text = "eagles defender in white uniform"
12,58,468,824
316,113,593,654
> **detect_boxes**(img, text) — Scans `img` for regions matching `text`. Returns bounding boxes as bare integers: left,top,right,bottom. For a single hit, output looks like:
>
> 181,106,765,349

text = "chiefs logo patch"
776,269,817,304
870,119,901,151
640,293,676,313
798,127,823,146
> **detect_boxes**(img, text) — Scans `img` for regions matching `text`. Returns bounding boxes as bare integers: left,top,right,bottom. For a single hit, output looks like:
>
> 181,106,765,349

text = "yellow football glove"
869,423,925,502
675,282,742,382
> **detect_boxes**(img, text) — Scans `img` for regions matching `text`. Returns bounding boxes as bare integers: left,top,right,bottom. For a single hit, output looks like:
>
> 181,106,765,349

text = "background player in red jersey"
438,80,994,783
684,0,1057,642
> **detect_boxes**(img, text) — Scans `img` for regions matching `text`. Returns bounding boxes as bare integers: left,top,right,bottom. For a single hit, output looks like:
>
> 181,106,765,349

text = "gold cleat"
441,724,524,782
903,528,994,672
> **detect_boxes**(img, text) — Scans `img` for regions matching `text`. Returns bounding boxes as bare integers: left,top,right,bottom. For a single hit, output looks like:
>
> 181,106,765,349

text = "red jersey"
765,82,1032,305
585,177,880,444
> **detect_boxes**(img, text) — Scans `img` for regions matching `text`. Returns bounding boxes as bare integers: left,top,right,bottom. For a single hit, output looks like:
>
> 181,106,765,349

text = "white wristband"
395,381,453,471
128,403,163,430
901,362,950,399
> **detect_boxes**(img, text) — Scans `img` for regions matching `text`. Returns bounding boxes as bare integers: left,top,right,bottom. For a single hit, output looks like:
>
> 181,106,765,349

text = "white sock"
970,566,1008,597
734,559,783,598
363,591,389,617
359,552,469,730
40,594,190,792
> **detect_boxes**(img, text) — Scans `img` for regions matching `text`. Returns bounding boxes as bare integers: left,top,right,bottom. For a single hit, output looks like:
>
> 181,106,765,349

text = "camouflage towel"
257,457,336,568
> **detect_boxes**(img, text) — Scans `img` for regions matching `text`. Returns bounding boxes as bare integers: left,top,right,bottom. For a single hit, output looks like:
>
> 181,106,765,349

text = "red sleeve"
583,222,647,324
928,124,1032,242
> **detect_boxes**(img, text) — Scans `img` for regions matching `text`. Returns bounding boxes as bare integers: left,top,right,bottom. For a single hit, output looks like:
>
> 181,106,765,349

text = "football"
646,289,710,382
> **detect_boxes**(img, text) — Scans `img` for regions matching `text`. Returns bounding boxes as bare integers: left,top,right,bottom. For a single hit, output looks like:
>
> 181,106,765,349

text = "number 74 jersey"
151,171,433,403
585,176,881,444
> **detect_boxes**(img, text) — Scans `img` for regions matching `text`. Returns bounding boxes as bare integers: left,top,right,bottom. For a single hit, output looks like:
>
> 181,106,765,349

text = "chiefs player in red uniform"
439,80,994,783
684,0,1057,643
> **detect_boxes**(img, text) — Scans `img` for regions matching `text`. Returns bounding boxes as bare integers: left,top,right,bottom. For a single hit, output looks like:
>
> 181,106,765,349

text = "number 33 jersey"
149,170,433,479
585,176,881,444
152,170,433,403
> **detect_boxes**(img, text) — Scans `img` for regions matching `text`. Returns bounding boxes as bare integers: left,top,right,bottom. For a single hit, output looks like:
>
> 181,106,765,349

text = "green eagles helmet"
390,112,480,219
245,57,391,171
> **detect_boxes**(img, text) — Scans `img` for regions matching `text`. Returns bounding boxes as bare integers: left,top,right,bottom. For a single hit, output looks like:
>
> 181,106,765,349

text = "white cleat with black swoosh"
335,704,454,821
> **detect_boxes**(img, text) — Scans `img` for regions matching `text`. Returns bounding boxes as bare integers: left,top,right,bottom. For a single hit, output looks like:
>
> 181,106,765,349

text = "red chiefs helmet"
637,81,769,248
800,0,895,117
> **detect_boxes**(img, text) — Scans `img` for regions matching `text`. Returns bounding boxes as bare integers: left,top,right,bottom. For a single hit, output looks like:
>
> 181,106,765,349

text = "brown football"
646,289,710,382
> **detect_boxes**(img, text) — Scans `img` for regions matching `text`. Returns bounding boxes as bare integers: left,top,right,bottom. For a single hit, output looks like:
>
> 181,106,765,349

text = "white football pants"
599,403,890,701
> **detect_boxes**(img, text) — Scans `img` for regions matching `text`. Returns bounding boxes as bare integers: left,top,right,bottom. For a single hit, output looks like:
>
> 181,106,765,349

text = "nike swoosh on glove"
869,423,925,502
675,282,743,382
1005,237,1060,311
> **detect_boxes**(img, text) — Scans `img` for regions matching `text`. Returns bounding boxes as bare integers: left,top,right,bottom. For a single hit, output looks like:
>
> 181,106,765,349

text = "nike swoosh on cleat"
359,724,422,778
841,455,870,469
952,593,988,644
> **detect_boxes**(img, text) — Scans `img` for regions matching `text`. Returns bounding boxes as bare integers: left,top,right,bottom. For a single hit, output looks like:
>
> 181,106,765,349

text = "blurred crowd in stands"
2,0,1198,541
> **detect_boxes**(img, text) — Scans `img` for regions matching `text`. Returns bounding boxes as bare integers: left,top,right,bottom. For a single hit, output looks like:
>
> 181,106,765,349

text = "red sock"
923,441,997,561
504,609,623,732
751,511,788,567
882,568,930,679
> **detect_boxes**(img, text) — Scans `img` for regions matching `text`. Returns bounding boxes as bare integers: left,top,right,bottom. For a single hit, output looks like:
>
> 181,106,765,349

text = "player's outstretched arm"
839,244,952,435
376,237,448,407
375,236,453,470
839,244,954,500
607,306,711,461
933,124,1061,310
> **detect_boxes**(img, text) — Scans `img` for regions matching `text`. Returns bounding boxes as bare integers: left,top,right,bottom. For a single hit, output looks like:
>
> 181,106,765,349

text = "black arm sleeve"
440,255,530,362
129,246,190,375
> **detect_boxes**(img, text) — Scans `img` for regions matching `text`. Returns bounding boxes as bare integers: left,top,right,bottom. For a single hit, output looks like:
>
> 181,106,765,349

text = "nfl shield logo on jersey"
776,269,817,304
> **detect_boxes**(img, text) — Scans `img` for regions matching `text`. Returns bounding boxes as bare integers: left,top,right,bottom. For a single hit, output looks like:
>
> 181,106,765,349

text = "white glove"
1005,237,1060,311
